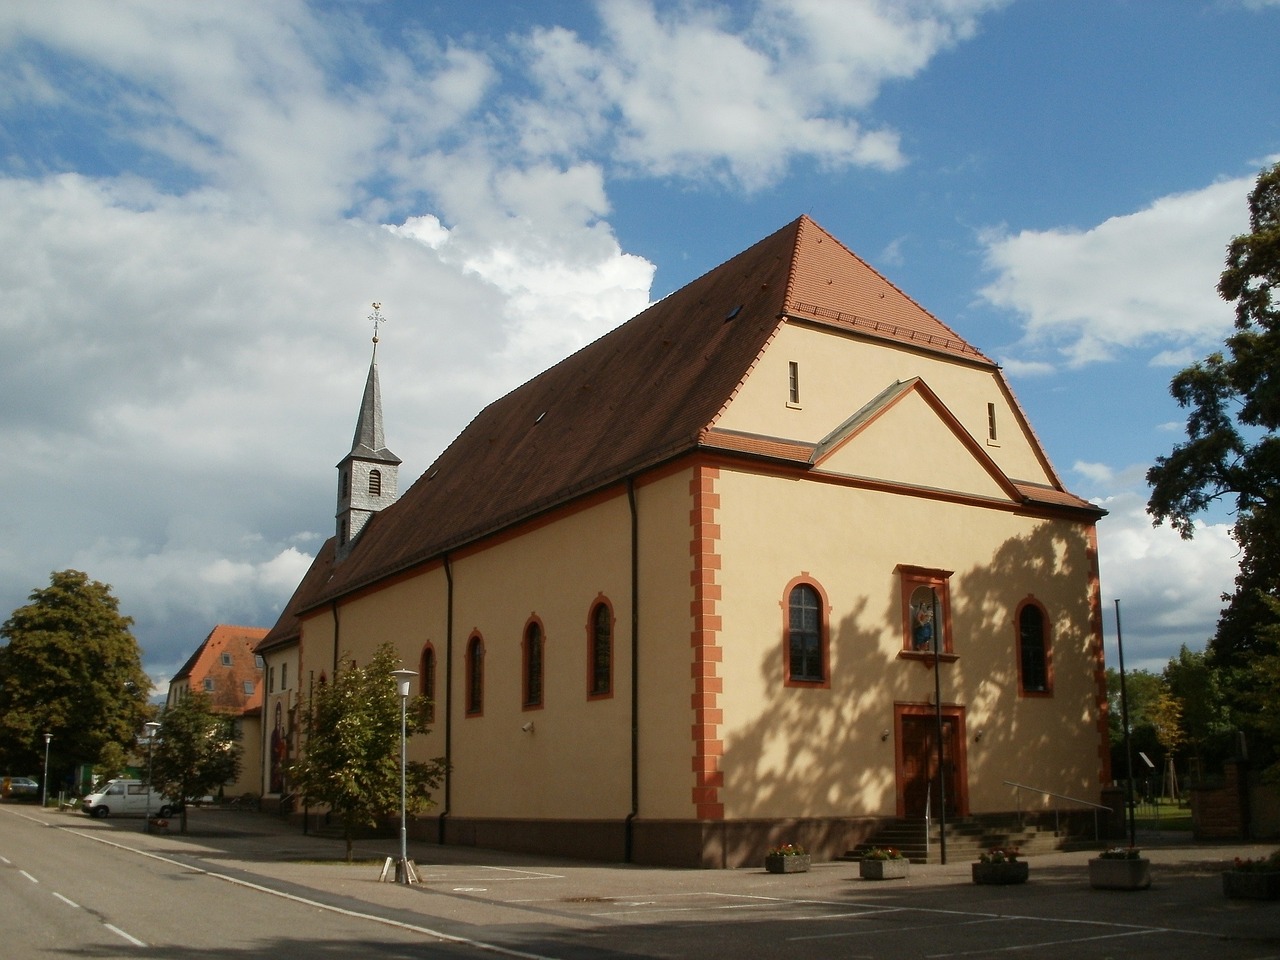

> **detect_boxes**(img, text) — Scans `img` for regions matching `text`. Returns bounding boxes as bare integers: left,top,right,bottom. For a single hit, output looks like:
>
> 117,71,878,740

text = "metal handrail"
1003,780,1110,843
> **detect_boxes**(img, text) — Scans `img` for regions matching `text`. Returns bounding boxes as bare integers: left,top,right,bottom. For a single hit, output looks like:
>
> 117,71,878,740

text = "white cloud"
0,0,1020,684
1080,482,1239,672
515,0,1009,189
979,176,1251,368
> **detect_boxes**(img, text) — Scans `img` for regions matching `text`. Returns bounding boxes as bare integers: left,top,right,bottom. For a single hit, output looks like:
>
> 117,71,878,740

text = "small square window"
243,681,255,695
203,678,215,692
221,652,233,666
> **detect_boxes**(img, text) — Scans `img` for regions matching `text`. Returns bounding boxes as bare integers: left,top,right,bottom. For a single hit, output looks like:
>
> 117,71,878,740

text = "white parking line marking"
53,892,80,908
20,869,38,882
104,923,147,947
927,927,1158,956
70,828,563,960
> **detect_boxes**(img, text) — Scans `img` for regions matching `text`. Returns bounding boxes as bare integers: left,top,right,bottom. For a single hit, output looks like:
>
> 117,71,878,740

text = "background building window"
369,469,382,497
1018,600,1052,694
589,601,612,697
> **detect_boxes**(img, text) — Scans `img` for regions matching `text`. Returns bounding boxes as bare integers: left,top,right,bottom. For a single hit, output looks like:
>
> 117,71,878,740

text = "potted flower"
1088,846,1150,890
764,843,810,874
859,846,909,880
972,847,1029,885
1222,850,1280,900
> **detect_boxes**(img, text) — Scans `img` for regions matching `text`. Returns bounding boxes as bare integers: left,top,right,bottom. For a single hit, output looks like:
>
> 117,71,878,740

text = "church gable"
812,379,1020,504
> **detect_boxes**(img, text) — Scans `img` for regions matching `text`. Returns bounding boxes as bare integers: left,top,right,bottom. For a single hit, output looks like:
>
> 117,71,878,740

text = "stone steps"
841,816,1078,865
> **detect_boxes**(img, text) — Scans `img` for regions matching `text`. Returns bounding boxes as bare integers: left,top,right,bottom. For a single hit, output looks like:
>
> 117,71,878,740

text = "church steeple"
335,303,401,561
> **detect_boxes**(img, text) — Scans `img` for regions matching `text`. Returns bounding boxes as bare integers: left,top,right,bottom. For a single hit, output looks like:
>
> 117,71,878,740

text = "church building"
257,216,1110,867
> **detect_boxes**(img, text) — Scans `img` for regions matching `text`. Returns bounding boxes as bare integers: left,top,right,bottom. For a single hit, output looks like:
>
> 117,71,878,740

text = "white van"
81,779,179,819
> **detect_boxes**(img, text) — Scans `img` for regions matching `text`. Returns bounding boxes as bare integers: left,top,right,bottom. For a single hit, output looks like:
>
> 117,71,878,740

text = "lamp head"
390,668,417,698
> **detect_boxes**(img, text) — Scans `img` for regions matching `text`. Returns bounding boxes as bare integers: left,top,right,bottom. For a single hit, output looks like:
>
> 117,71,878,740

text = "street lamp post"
389,669,418,884
142,721,161,831
41,733,52,808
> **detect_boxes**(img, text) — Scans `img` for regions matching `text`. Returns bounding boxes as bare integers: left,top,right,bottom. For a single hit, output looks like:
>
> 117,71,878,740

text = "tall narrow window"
281,663,287,690
420,644,436,723
341,470,350,498
589,601,612,697
987,403,998,441
786,582,826,684
1017,600,1052,694
524,620,543,708
465,635,484,716
369,469,382,497
788,361,800,404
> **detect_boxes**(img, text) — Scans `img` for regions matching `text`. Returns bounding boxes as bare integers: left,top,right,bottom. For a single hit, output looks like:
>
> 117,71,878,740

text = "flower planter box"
1222,871,1280,900
860,858,909,880
972,861,1029,885
764,854,810,874
1088,857,1150,890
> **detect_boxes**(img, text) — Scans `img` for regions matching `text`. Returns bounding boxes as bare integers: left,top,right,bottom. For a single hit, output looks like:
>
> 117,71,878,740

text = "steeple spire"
335,303,402,561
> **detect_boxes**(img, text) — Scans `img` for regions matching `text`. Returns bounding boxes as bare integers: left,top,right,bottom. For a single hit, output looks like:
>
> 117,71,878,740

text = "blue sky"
1,0,1276,690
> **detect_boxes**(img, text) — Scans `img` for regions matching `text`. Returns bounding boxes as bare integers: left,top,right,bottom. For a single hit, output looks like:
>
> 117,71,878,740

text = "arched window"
420,644,436,723
523,620,543,708
369,469,382,497
465,635,484,716
786,581,827,685
1017,599,1052,695
589,601,612,698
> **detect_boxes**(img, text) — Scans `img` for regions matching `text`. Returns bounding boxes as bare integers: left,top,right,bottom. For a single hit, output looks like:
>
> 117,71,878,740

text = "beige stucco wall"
634,468,700,820
717,322,1054,486
713,464,1102,820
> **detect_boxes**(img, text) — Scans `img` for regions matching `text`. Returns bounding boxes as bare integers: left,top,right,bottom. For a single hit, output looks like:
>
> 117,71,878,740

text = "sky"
1,0,1277,693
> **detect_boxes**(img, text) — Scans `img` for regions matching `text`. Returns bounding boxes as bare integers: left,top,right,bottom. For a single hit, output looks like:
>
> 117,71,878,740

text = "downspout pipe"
625,477,640,862
331,601,340,677
439,554,454,845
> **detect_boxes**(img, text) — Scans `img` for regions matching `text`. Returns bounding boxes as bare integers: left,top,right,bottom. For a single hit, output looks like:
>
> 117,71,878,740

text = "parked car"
80,779,179,818
3,776,39,798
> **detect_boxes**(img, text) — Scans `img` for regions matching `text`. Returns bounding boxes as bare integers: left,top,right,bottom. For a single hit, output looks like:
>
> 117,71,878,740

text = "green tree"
1147,161,1280,672
1105,667,1165,788
148,692,242,833
1162,644,1233,779
0,570,150,790
289,644,445,861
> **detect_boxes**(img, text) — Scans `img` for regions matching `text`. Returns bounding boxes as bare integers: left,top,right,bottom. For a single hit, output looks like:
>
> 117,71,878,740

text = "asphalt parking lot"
29,804,1280,960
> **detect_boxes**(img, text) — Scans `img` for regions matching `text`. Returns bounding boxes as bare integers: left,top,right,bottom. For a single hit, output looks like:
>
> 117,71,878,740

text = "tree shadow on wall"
720,520,1101,866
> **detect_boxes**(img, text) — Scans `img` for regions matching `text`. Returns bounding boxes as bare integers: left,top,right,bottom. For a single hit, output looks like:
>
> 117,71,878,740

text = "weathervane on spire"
369,302,386,358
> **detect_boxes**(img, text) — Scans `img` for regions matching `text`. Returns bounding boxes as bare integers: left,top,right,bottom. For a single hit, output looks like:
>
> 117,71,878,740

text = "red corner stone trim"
1086,524,1112,785
689,464,724,820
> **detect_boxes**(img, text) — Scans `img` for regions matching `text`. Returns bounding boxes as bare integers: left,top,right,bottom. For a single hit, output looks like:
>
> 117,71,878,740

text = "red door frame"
894,702,969,819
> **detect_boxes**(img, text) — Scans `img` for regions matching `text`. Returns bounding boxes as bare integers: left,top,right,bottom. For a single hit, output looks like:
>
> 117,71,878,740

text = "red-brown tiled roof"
170,624,267,716
782,218,992,364
300,216,1075,610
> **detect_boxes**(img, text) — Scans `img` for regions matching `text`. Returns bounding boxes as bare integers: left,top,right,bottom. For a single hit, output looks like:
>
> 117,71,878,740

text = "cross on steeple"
369,302,386,358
